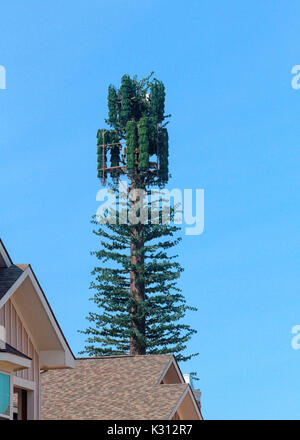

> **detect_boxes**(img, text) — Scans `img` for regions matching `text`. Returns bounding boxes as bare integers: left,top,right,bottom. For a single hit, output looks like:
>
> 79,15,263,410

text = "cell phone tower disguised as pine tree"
80,73,198,361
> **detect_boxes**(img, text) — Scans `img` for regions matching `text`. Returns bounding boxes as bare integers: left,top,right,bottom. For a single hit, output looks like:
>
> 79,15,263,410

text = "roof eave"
0,265,75,369
0,239,13,268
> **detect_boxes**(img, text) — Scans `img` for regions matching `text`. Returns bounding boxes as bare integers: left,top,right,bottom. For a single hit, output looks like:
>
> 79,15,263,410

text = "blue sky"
1,0,300,419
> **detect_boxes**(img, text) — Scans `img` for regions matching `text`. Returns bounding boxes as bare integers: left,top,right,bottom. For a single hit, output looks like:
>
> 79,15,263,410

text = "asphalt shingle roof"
41,355,189,420
0,264,26,301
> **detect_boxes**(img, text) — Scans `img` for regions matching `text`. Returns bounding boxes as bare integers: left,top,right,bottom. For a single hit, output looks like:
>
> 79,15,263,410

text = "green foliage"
107,85,118,127
97,129,107,179
119,74,134,127
158,128,169,184
97,129,122,179
150,80,165,123
99,73,170,185
137,117,149,170
126,121,137,170
110,131,120,180
148,117,158,156
80,195,198,362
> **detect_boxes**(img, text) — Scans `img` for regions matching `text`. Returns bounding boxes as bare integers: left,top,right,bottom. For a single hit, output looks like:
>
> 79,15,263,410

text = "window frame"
0,370,11,420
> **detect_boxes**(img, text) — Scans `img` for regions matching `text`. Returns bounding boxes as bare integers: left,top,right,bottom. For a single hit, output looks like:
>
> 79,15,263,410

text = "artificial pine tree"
80,73,197,361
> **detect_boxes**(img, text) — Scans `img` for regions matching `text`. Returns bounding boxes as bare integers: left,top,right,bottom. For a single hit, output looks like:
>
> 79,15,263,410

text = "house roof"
41,355,200,420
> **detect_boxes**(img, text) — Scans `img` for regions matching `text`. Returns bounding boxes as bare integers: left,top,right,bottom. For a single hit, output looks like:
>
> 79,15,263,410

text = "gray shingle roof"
0,264,25,300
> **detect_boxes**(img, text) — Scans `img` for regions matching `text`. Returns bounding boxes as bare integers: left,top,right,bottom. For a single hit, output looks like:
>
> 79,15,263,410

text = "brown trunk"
129,174,146,355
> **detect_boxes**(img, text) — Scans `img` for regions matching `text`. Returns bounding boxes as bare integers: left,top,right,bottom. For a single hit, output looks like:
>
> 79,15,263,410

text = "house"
0,239,75,420
41,355,203,420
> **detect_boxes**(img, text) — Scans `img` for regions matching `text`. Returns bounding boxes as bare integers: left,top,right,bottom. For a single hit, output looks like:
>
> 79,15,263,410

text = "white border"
0,241,12,268
0,370,11,419
168,385,202,420
0,352,31,370
157,355,185,385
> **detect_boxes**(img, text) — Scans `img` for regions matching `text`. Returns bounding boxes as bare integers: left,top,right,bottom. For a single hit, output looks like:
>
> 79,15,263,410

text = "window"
0,372,10,417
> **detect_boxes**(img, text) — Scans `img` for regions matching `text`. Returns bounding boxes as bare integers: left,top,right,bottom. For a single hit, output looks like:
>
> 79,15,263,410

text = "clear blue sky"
1,0,300,420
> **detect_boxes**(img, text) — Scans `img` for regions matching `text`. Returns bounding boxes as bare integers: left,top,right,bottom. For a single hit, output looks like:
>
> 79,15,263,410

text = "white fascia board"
168,385,189,419
13,376,35,391
0,266,75,369
0,352,31,371
39,350,74,370
0,241,12,268
26,269,75,368
168,385,203,420
157,355,185,385
0,267,29,309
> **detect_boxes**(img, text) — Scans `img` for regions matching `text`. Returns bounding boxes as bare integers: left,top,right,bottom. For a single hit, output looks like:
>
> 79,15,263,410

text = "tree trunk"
129,175,146,355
